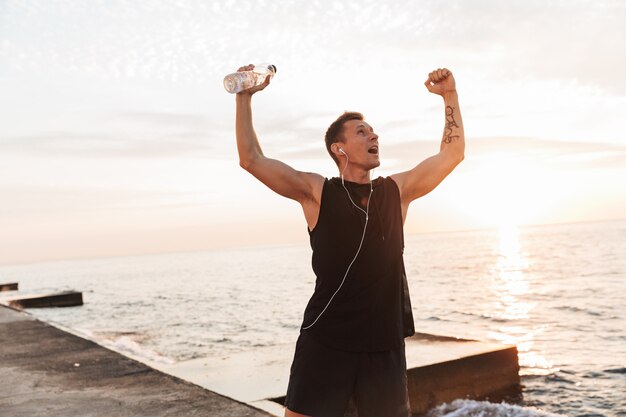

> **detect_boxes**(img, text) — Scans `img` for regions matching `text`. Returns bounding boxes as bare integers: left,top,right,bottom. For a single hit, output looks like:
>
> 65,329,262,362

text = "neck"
339,163,371,184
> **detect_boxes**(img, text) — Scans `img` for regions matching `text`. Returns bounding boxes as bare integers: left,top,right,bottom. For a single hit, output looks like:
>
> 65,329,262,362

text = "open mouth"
368,146,379,155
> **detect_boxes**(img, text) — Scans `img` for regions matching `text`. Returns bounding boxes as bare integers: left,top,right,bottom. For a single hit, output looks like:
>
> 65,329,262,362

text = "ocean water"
1,219,624,417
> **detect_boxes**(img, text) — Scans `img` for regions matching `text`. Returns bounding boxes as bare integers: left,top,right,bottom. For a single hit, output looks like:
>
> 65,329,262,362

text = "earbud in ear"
339,147,346,155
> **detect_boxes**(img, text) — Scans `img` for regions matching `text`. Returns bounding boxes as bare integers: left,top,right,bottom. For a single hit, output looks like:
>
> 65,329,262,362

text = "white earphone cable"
302,151,373,330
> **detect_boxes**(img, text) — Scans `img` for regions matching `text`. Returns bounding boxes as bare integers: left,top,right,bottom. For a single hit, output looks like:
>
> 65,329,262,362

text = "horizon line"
1,216,624,268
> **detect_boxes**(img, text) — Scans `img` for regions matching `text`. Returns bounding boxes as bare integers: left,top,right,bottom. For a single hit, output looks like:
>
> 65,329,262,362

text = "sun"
454,153,556,230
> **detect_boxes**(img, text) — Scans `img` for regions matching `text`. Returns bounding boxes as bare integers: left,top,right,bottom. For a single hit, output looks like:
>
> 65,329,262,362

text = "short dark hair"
324,111,364,167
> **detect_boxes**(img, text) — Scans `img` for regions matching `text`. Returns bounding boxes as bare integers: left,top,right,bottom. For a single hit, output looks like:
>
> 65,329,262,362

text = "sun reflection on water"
486,223,556,376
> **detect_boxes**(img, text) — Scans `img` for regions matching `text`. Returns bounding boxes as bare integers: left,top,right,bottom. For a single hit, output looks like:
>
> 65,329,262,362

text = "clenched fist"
424,68,456,96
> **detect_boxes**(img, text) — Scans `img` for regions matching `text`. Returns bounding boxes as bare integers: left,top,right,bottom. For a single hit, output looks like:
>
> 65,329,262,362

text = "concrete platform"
0,282,18,291
0,301,520,416
158,331,520,416
4,290,84,308
0,305,272,417
403,332,520,413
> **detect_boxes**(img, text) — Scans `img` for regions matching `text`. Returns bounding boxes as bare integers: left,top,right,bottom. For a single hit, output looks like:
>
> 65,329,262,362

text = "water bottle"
223,63,277,94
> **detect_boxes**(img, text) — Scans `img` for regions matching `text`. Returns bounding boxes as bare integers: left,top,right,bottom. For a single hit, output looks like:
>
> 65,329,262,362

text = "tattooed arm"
390,68,465,222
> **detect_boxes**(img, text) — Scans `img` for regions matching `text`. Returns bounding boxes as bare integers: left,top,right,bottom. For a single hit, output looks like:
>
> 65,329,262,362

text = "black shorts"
284,330,411,417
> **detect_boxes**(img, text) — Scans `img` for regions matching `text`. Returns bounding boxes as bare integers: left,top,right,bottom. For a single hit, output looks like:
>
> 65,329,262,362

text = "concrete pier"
6,290,84,308
0,282,18,291
403,332,520,413
0,305,272,417
0,302,520,416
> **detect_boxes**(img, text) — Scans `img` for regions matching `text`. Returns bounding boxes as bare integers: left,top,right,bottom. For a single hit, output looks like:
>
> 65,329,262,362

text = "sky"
1,0,625,264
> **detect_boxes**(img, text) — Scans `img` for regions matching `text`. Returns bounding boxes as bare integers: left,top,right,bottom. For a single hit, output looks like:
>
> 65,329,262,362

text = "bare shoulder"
300,171,325,203
299,172,325,231
389,172,408,195
389,150,463,205
388,173,410,224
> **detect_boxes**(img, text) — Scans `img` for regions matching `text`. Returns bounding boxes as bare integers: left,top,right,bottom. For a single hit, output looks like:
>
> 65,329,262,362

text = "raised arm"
234,65,324,227
391,68,465,219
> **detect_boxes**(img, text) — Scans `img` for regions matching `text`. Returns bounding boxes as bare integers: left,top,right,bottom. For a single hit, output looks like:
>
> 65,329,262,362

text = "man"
234,64,464,417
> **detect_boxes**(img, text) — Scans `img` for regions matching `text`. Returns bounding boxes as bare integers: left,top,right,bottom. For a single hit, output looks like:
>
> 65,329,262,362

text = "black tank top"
300,176,415,352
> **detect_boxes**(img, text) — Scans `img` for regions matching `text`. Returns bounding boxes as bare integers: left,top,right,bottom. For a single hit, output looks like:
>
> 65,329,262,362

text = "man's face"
340,119,380,170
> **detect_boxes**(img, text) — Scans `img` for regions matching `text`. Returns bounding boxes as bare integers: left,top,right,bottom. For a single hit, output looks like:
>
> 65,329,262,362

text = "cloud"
3,0,623,92
0,130,214,158
0,110,226,158
108,111,211,128
0,185,195,216
278,134,626,173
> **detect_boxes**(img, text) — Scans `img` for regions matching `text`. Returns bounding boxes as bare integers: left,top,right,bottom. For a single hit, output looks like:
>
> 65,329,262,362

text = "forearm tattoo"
443,105,460,144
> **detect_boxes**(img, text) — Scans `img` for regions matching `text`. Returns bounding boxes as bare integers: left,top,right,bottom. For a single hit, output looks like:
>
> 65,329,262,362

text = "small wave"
90,330,149,342
604,367,626,374
519,367,555,377
213,337,232,343
425,399,565,417
552,305,602,316
479,313,511,323
105,336,176,365
82,329,175,365
451,310,477,317
581,370,604,378
544,373,576,384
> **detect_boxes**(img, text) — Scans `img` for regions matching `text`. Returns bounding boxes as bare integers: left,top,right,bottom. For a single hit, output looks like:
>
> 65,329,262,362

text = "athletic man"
234,64,464,417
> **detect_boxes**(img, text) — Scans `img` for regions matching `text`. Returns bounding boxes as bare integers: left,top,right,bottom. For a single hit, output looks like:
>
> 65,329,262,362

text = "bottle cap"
269,64,277,74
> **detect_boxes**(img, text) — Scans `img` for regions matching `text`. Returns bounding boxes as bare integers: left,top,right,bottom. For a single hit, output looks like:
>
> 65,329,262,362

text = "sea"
0,219,624,417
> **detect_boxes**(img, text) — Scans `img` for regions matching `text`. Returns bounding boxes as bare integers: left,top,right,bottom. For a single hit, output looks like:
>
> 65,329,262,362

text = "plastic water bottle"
223,63,277,94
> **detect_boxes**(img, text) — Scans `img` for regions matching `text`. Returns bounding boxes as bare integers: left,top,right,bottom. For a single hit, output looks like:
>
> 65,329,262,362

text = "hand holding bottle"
224,63,276,95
